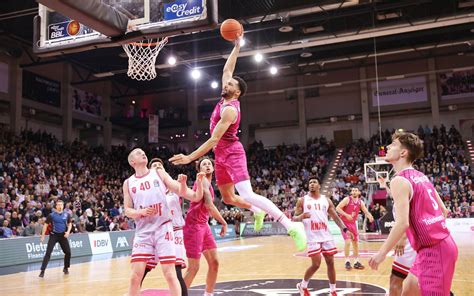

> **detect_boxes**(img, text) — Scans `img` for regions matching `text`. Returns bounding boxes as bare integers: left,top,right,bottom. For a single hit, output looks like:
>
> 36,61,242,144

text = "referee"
39,200,72,278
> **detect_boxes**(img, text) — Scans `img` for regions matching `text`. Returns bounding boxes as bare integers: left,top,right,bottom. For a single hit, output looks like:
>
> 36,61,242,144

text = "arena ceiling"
1,0,474,100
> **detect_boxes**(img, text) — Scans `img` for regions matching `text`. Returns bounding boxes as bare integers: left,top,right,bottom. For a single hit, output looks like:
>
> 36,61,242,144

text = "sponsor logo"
190,279,386,295
66,20,81,36
25,239,83,259
116,236,129,248
89,233,113,254
164,0,203,20
384,221,395,228
153,179,160,188
307,204,311,210
132,187,137,193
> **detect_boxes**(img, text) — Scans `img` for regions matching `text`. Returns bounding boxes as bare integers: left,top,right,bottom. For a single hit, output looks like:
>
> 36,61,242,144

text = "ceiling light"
270,66,278,75
254,53,263,63
131,100,136,104
211,81,218,89
279,25,293,33
94,72,114,78
300,52,313,58
239,39,246,47
191,69,201,80
302,26,324,34
168,56,177,65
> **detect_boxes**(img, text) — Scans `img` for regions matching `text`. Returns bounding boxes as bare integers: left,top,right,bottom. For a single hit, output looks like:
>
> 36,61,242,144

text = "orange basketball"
220,19,243,41
67,20,81,36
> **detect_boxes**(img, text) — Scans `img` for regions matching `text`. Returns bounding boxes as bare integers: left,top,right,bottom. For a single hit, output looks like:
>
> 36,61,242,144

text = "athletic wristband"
343,227,348,233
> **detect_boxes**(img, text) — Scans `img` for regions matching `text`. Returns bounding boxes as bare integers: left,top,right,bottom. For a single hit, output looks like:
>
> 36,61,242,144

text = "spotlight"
211,81,218,89
270,66,278,75
254,53,263,63
168,56,177,65
191,69,201,80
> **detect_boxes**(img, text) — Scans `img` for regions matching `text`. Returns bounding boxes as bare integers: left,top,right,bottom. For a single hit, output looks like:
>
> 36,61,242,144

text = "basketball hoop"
122,37,168,81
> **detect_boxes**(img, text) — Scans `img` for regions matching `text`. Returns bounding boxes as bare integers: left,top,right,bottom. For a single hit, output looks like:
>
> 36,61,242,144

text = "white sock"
345,257,350,264
204,292,213,296
250,205,261,213
235,180,292,229
354,257,359,263
329,283,336,291
301,279,309,288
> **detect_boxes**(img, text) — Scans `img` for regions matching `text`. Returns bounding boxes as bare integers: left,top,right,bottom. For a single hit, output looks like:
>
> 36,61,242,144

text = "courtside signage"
89,232,113,254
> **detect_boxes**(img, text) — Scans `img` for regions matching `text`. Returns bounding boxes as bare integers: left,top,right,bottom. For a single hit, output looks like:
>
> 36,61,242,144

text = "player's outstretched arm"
327,198,351,237
157,170,204,202
222,37,242,86
434,190,449,218
335,197,352,221
292,198,310,222
169,107,237,165
369,176,410,270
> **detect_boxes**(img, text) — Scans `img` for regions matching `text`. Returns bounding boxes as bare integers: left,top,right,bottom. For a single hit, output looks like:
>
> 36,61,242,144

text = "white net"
122,37,168,81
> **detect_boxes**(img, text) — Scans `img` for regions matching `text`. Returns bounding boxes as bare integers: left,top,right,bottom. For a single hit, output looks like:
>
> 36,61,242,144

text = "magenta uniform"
126,169,175,265
339,196,361,241
397,167,458,295
183,182,217,259
210,98,249,186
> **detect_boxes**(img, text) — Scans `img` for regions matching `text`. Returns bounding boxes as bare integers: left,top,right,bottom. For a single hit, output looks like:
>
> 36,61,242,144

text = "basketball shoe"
288,222,307,251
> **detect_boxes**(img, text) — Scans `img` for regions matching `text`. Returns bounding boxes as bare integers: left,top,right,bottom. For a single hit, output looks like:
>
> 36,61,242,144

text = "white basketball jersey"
166,192,185,228
302,194,333,243
127,169,171,235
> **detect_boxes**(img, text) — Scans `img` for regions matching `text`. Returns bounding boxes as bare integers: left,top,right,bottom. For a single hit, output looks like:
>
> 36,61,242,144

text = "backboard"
364,157,394,185
34,0,218,57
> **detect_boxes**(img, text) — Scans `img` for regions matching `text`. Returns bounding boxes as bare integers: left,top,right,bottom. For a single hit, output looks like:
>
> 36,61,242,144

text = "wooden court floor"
1,232,472,295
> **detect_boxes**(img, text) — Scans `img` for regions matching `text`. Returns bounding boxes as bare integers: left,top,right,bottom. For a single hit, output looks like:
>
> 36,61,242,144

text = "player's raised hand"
196,172,205,183
169,154,192,165
235,34,244,47
177,174,187,184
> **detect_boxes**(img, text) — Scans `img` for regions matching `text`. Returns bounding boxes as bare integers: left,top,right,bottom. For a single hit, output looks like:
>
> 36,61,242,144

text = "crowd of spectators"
0,123,471,239
247,137,336,221
330,125,473,225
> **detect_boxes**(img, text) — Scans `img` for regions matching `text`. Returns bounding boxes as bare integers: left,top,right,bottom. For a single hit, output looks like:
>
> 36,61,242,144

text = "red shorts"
214,141,250,186
183,223,217,259
341,222,358,241
410,235,458,295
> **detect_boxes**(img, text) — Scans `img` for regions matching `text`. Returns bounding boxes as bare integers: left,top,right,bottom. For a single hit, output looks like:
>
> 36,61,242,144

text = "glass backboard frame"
33,0,218,57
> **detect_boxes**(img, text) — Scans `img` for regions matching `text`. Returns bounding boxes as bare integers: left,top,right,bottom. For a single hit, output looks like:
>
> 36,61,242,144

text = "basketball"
220,19,243,41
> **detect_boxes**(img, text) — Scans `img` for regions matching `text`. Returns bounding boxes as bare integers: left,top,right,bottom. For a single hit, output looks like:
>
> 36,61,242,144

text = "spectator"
1,220,13,238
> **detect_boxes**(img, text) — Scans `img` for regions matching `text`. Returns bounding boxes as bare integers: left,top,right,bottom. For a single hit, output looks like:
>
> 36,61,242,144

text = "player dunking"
369,131,457,296
335,187,374,270
124,148,204,296
170,37,307,251
184,157,228,296
294,177,353,296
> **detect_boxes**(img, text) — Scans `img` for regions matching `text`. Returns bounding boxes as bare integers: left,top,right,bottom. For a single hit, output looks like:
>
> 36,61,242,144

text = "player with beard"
170,37,307,252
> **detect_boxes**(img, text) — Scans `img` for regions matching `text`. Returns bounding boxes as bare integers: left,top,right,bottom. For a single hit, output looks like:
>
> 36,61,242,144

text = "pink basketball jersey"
397,167,450,251
303,194,333,242
210,98,241,147
340,196,361,224
126,169,171,235
185,181,215,225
